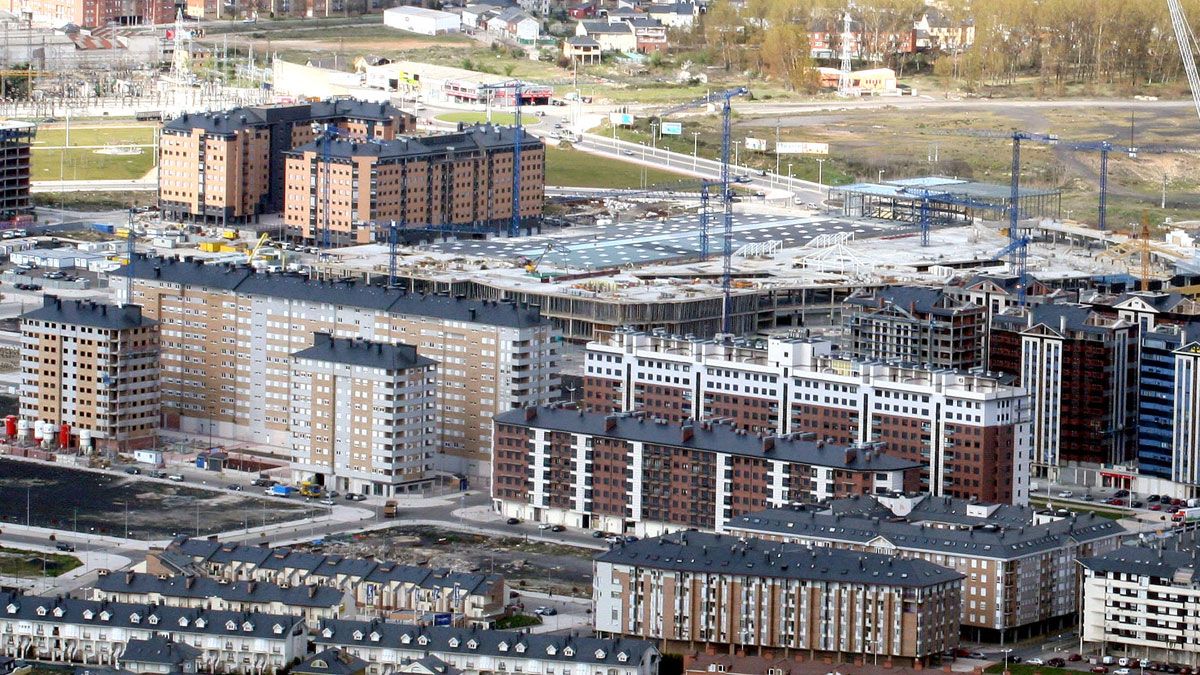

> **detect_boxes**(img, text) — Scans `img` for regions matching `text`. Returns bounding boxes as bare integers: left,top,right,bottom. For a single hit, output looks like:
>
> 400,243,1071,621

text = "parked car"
320,498,336,506
533,606,557,616
1091,667,1109,674
592,530,605,538
537,523,553,530
1027,658,1045,666
550,524,565,532
506,517,521,525
344,493,366,501
1048,658,1067,668
1069,654,1083,662
124,467,140,475
1057,490,1074,498
967,652,986,660
167,474,184,482
251,478,272,487
227,484,243,491
55,542,75,552
1115,668,1132,675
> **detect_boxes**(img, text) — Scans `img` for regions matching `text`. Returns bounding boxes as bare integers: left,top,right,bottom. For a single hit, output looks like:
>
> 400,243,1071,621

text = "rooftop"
22,296,155,331
164,99,408,135
597,531,964,587
293,332,434,370
95,570,345,609
288,124,541,160
496,407,921,471
1080,546,1199,582
295,648,369,675
119,636,202,666
992,302,1131,337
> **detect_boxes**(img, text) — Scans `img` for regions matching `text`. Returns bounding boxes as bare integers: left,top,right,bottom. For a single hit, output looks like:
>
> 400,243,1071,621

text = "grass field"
546,146,691,188
33,125,156,148
437,112,526,126
33,191,157,211
0,546,82,578
32,147,154,181
1030,496,1128,520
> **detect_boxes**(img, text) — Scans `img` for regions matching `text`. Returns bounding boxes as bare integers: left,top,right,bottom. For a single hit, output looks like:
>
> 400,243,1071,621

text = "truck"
268,484,295,497
383,500,398,518
299,480,323,498
1173,506,1200,523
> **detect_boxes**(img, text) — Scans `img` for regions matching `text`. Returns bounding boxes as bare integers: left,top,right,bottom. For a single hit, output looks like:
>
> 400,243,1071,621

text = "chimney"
469,308,477,321
605,415,618,431
681,424,694,443
524,406,537,421
844,448,857,464
1060,315,1067,334
761,436,775,453
185,576,195,589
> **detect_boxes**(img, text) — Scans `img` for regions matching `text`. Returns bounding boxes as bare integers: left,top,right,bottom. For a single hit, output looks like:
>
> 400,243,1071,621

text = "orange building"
283,123,544,246
5,0,176,27
158,99,415,225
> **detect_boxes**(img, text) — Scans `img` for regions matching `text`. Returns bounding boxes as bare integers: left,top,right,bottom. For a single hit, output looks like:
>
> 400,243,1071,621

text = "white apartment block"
584,329,1032,505
123,256,557,481
289,333,437,496
0,591,307,673
1080,547,1200,668
1172,342,1200,486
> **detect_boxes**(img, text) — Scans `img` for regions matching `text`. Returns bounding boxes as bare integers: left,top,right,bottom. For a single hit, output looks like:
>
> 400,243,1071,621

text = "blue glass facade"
1139,328,1184,478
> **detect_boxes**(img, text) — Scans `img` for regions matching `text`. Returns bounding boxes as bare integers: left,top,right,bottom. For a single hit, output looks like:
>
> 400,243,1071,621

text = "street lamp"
650,122,657,150
1002,648,1012,672
787,163,793,181
733,140,741,167
817,158,825,187
692,132,700,170
877,169,886,183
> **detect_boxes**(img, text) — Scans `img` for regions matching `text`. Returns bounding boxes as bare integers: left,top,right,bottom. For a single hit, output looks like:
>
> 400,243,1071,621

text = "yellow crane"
246,233,272,265
1097,213,1187,291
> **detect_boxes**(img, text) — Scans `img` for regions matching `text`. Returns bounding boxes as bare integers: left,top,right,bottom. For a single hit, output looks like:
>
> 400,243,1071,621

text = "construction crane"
1168,0,1200,129
1097,213,1189,289
897,187,1004,247
246,232,271,265
310,122,356,252
658,87,750,332
476,80,540,238
994,234,1032,306
519,241,574,276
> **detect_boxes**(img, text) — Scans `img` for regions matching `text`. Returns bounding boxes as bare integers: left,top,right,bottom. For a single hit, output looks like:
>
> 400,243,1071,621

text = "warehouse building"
594,532,963,663
383,6,459,35
832,176,1061,224
282,124,545,246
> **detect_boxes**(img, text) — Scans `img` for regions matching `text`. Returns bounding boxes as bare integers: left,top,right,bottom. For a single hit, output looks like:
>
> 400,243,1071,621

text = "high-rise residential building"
289,333,437,496
724,494,1124,642
843,285,985,369
583,329,1031,504
282,124,544,246
19,296,160,452
1137,323,1199,479
491,406,922,535
3,0,176,27
594,531,963,663
1079,547,1200,668
158,100,415,224
946,274,1074,356
124,256,557,482
988,303,1138,477
0,121,35,219
1171,334,1200,490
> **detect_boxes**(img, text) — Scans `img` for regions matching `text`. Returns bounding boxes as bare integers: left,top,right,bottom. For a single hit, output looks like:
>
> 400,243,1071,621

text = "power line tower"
837,5,856,96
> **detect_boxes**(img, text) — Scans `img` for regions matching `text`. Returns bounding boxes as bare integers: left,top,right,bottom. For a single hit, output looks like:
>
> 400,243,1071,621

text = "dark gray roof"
725,500,1124,560
120,636,201,666
296,648,369,675
293,333,434,370
565,36,600,46
317,620,657,667
496,407,921,471
95,571,345,609
992,302,1124,337
288,123,541,161
0,594,305,639
597,531,963,587
1079,546,1199,581
581,20,631,34
164,100,409,136
846,285,976,318
825,494,1034,527
125,255,548,329
22,296,155,331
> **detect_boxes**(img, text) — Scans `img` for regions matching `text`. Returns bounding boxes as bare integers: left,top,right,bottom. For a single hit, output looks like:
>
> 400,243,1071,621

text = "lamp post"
877,169,885,183
817,158,825,187
1002,648,1012,673
650,122,657,150
692,132,699,170
733,140,740,168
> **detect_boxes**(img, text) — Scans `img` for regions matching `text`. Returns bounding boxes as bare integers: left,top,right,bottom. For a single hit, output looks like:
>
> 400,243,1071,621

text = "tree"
703,0,743,71
762,23,816,91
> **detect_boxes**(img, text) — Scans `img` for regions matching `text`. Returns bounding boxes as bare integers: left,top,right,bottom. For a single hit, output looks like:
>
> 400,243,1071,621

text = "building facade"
290,333,437,496
594,532,962,663
723,494,1124,642
1137,324,1197,479
282,124,544,246
19,296,160,452
843,285,985,370
492,407,921,536
1079,547,1200,668
158,100,415,225
0,121,34,220
123,256,557,481
315,621,659,675
0,591,307,673
159,538,506,624
2,0,174,27
988,304,1138,476
584,329,1031,505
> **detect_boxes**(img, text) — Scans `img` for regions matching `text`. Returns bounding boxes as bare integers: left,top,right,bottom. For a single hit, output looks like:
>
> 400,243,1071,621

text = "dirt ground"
297,525,596,598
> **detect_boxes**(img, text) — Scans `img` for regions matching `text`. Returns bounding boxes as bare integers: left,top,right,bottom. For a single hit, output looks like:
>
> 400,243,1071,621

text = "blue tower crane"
658,87,750,333
311,122,357,251
477,80,534,238
897,187,1006,247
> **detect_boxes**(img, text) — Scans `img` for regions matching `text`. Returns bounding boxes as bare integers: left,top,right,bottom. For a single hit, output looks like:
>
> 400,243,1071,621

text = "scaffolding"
832,176,1061,225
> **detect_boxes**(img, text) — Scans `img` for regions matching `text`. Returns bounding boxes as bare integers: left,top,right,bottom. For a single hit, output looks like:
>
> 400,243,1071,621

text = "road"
30,178,156,193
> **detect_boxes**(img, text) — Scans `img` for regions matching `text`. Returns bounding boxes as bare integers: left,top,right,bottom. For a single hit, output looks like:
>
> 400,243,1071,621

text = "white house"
487,7,539,45
460,4,497,30
383,6,460,35
576,20,635,52
647,2,694,28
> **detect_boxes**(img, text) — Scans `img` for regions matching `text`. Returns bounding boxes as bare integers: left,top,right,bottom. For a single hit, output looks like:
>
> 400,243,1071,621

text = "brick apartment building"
843,285,985,370
158,100,415,225
3,0,176,26
123,255,557,482
594,532,962,663
583,329,1031,504
289,333,437,496
988,303,1138,477
0,121,35,219
19,296,160,452
491,406,921,536
283,124,544,246
725,494,1123,642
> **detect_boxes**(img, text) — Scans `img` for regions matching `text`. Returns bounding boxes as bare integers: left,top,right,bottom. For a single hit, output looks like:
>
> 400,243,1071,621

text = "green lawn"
32,147,154,181
437,112,528,126
494,614,543,630
32,125,156,148
546,146,693,188
33,192,157,210
0,546,82,577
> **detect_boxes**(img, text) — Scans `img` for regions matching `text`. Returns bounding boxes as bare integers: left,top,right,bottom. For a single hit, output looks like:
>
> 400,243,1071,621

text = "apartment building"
290,333,437,496
19,296,160,452
493,406,920,535
159,100,415,224
315,621,660,675
683,654,927,675
124,256,557,481
843,285,985,370
584,329,1031,505
1,0,174,27
0,591,307,673
988,303,1138,476
1079,547,1200,668
0,121,34,219
594,532,962,663
1171,334,1200,492
159,538,506,624
93,571,351,623
282,124,545,246
723,494,1124,642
